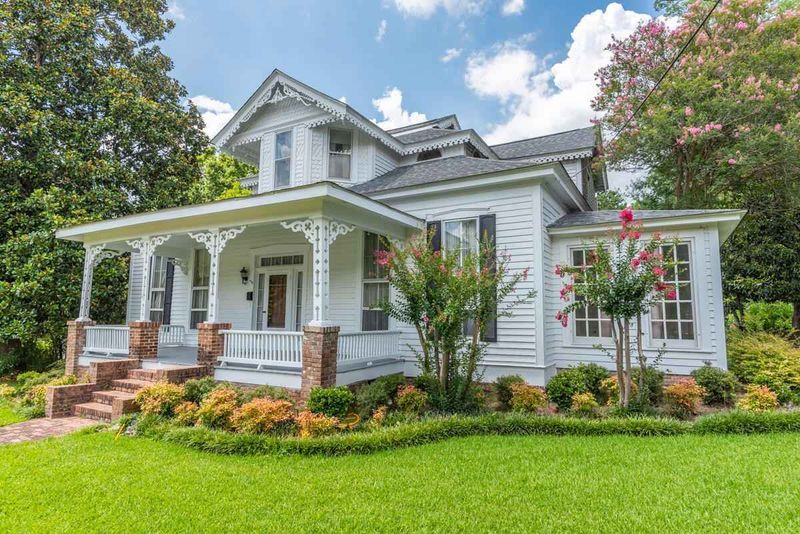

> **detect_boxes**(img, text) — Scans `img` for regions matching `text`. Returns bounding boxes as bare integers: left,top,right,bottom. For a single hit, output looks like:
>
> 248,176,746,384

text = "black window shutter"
479,214,497,342
163,260,175,325
426,220,442,251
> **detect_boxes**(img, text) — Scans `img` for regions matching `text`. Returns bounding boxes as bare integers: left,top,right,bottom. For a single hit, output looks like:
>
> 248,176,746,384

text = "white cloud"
376,19,388,42
190,95,236,138
391,0,486,18
465,2,650,143
166,1,185,20
440,48,463,63
371,87,428,130
501,0,525,16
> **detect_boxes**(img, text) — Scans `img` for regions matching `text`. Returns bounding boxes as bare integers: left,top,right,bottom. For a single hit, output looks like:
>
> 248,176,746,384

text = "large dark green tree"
0,0,208,370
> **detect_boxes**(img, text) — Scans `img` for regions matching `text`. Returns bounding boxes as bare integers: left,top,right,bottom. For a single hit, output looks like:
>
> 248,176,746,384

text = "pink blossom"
439,264,447,274
629,230,641,240
774,123,783,132
728,158,737,165
422,314,430,325
735,21,748,30
655,281,668,292
684,106,694,117
374,250,394,267
652,266,665,277
560,284,574,301
522,267,529,281
639,250,651,261
666,289,677,300
630,257,641,269
619,206,634,224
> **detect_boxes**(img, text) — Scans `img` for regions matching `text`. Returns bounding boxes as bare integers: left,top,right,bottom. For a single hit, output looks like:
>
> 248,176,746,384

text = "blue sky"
162,0,660,189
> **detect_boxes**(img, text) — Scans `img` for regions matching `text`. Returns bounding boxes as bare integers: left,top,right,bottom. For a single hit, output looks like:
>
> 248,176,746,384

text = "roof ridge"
489,126,596,148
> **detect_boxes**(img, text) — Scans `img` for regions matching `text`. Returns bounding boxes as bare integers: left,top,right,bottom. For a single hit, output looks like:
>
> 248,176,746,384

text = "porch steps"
74,402,114,422
74,365,207,423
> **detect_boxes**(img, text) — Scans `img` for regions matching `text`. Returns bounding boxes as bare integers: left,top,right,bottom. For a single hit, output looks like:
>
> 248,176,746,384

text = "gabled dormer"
213,70,406,193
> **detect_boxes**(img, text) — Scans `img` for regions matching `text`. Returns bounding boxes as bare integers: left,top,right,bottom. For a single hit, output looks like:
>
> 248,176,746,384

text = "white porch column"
126,235,171,321
281,217,354,326
188,226,246,323
78,244,121,320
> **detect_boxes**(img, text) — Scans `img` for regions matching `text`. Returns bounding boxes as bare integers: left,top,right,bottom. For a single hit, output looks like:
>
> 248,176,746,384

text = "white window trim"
274,129,293,189
189,248,210,331
443,217,480,267
647,239,700,349
327,128,353,181
567,246,613,345
360,230,390,332
149,256,167,323
248,245,310,331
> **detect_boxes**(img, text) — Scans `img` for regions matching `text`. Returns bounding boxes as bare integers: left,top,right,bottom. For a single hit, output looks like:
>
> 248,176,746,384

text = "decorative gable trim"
399,129,497,159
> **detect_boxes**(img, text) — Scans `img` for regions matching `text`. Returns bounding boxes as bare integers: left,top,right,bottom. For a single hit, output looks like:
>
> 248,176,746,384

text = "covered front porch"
56,182,422,388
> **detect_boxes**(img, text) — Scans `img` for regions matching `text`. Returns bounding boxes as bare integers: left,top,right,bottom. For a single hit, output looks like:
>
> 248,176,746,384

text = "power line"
566,0,722,186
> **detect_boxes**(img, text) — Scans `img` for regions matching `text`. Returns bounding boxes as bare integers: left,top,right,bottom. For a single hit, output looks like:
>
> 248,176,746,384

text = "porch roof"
56,181,423,245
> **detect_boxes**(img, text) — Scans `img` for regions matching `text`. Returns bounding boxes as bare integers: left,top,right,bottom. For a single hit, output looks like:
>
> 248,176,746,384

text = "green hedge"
137,410,800,457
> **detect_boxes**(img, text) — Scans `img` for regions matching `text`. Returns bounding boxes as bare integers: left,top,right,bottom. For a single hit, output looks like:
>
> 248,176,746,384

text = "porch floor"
154,346,198,366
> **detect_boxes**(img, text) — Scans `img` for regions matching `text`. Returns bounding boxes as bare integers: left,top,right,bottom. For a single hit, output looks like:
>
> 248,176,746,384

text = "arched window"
417,149,442,162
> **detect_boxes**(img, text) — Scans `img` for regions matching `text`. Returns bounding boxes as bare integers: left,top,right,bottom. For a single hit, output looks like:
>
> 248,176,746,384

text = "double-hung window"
651,243,695,341
444,219,478,267
362,232,390,331
571,248,612,339
149,256,171,323
274,130,292,188
190,249,211,329
328,129,352,180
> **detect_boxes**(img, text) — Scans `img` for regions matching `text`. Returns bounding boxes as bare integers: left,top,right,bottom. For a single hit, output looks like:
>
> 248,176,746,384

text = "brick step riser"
74,406,111,423
92,391,136,407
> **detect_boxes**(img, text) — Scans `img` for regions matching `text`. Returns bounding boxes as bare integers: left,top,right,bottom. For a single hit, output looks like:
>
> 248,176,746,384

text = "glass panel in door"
266,274,288,329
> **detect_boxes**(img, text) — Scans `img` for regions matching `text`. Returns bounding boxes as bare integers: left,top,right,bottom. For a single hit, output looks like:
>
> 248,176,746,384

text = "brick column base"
197,322,230,372
300,325,340,401
128,321,160,360
65,319,95,376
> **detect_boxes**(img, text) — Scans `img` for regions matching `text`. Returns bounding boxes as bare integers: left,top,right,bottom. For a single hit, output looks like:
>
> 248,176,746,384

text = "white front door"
254,267,305,331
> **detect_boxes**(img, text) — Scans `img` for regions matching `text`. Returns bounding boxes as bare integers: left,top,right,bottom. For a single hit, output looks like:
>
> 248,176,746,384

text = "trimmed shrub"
691,365,739,406
182,377,218,404
631,367,665,405
231,398,295,434
598,376,638,407
546,364,610,411
739,301,794,336
663,378,705,419
736,385,779,413
509,383,548,413
306,386,354,418
0,384,15,398
570,392,599,418
494,375,525,410
174,401,199,426
693,410,800,434
355,374,406,417
196,387,239,430
396,385,428,415
296,410,338,438
135,382,185,417
368,406,388,429
727,331,800,404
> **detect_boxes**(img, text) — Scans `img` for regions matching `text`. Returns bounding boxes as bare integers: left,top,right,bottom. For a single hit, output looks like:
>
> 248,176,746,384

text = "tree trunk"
793,302,800,333
623,321,632,408
611,318,625,408
636,315,647,404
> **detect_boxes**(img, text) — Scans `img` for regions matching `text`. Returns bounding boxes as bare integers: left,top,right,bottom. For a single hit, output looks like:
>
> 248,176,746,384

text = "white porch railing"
84,325,129,355
159,324,186,346
338,331,401,363
238,175,259,193
220,330,303,368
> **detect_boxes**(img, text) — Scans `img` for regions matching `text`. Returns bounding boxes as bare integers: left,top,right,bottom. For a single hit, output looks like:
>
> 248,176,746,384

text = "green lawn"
0,399,23,427
2,431,800,533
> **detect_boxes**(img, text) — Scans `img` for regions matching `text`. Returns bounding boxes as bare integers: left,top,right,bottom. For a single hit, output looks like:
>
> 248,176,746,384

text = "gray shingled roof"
386,115,458,134
350,156,540,195
394,128,458,144
548,209,743,228
492,126,596,160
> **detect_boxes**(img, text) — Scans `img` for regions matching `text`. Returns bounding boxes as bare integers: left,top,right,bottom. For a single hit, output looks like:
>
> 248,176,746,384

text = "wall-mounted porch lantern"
240,266,249,285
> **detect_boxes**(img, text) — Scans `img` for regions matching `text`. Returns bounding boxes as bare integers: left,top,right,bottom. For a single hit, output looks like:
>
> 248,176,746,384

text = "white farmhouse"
56,70,744,403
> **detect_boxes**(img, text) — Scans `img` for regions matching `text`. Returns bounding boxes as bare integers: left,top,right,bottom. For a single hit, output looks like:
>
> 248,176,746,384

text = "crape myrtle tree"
555,208,677,407
379,232,533,412
0,0,209,371
592,0,800,329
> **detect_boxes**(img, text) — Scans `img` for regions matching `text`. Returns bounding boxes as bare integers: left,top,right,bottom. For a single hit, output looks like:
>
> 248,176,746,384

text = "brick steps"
111,378,155,393
74,402,113,422
93,390,136,406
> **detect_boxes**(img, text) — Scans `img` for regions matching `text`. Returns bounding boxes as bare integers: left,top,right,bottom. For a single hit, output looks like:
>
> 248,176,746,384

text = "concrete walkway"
0,417,97,445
